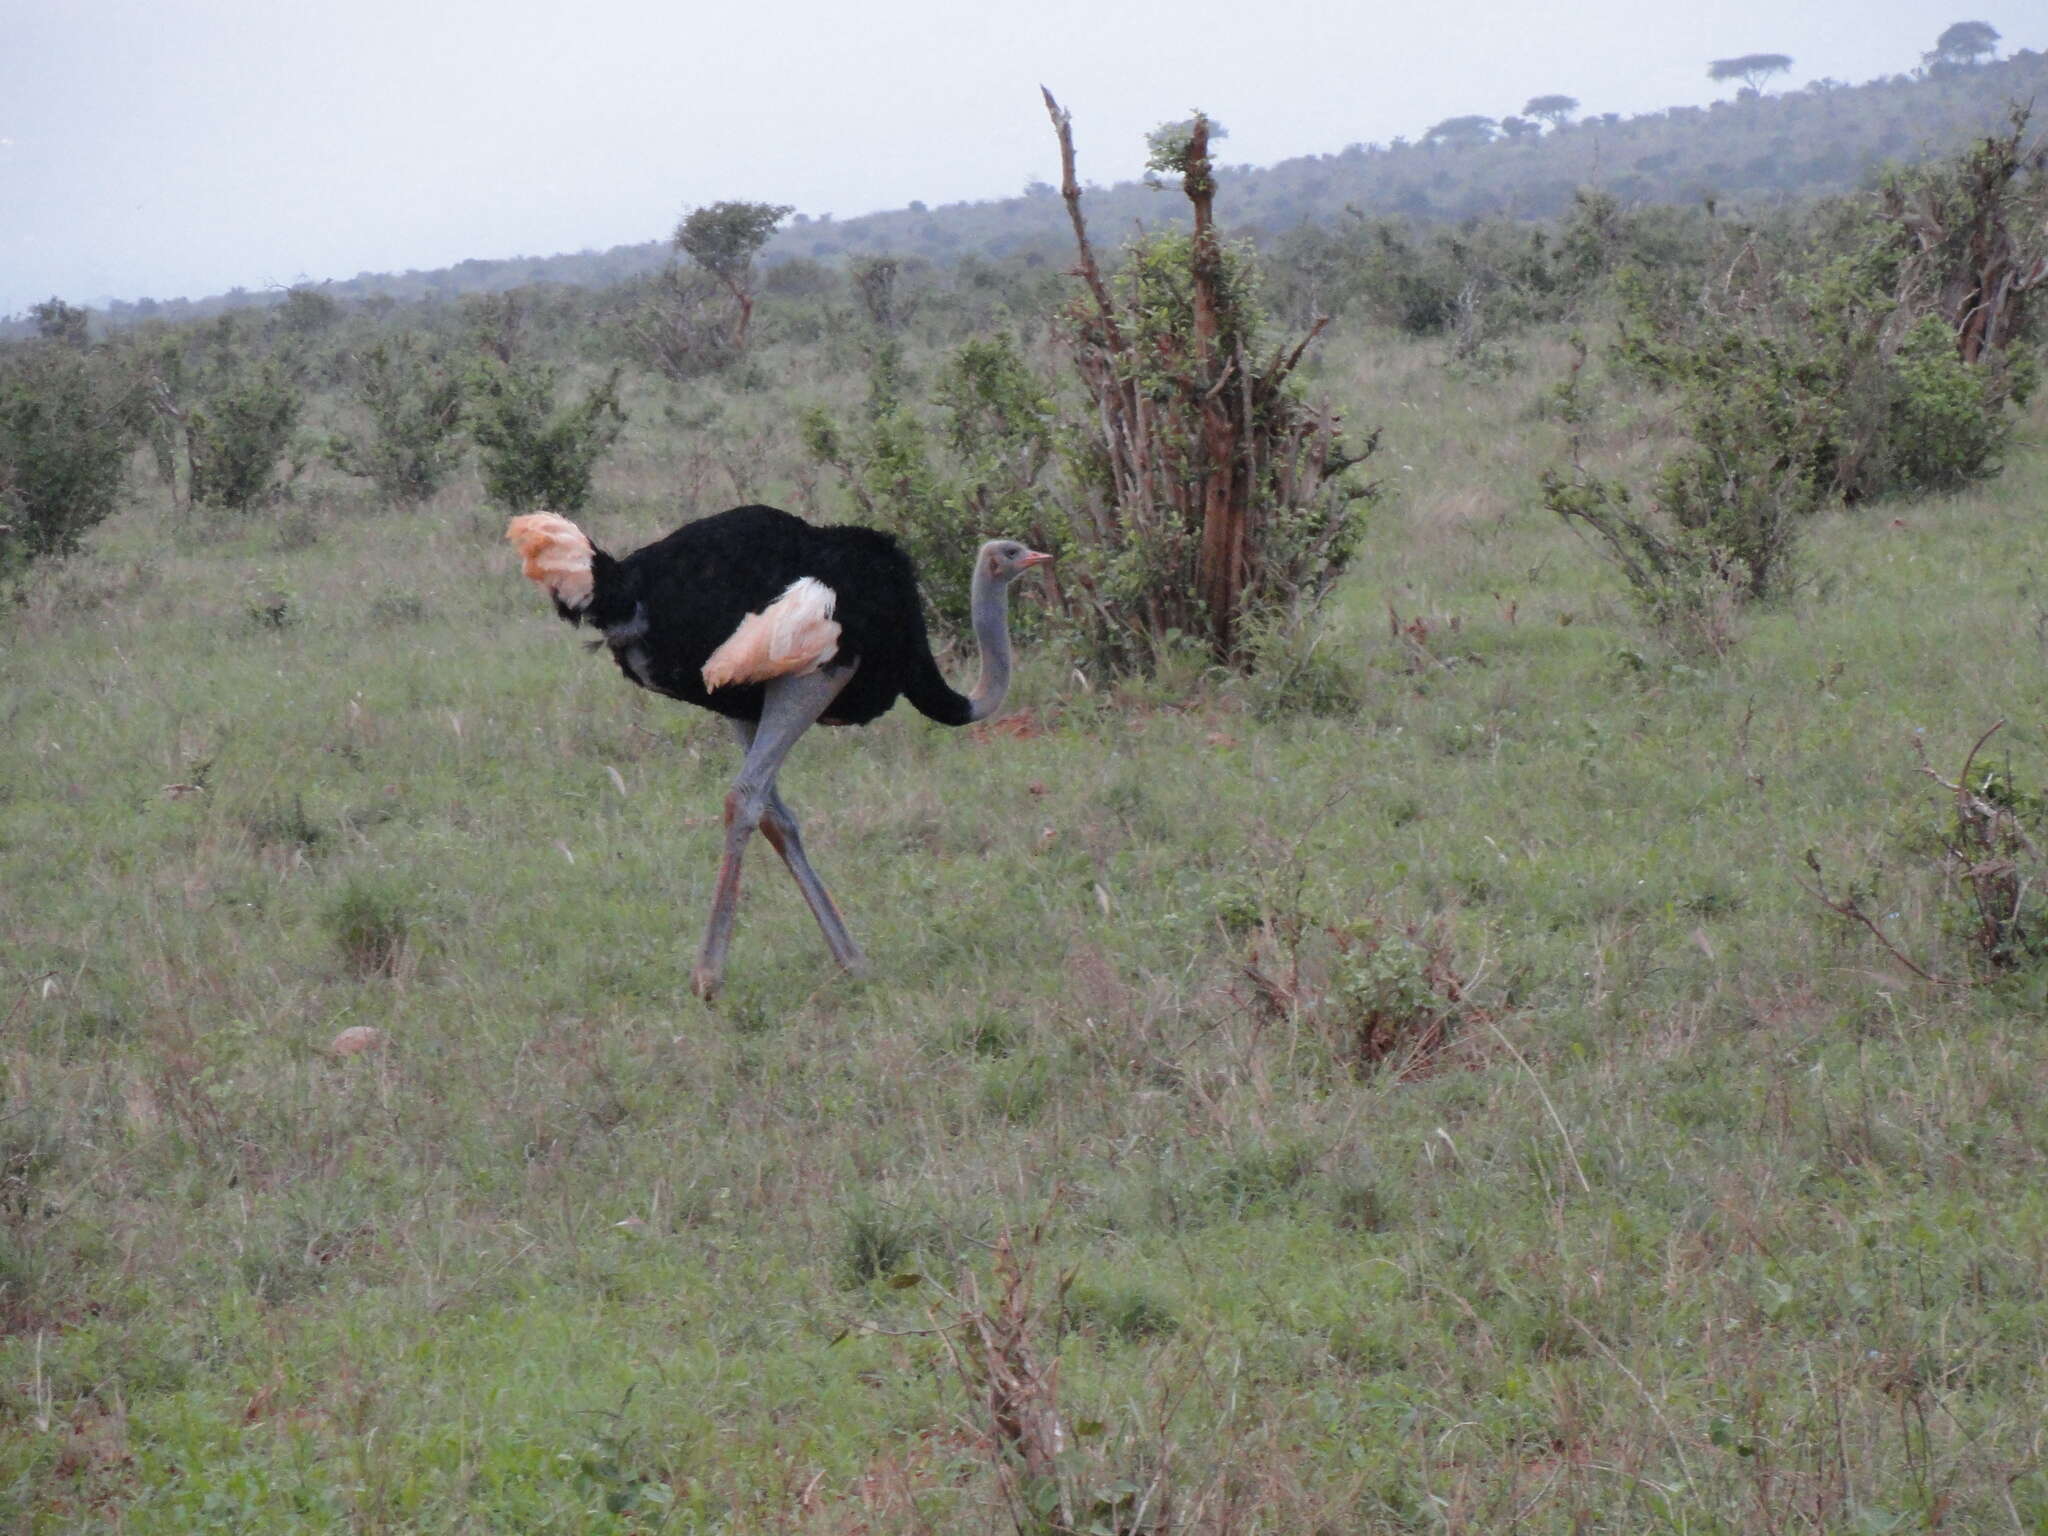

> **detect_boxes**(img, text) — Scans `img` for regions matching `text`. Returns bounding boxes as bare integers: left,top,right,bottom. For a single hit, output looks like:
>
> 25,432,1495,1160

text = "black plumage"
569,504,970,726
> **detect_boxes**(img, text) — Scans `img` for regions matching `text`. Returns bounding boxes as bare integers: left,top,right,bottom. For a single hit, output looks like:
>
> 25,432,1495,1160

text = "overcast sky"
0,1,2026,317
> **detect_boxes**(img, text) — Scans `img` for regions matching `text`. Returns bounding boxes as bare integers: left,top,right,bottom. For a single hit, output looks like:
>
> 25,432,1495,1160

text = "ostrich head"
976,540,1054,588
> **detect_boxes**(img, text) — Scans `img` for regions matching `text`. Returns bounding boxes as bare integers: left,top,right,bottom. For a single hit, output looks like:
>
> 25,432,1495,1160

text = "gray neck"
964,564,1015,723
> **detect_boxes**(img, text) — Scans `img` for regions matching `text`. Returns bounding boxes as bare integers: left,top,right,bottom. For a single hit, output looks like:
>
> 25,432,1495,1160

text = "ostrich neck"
963,566,1015,723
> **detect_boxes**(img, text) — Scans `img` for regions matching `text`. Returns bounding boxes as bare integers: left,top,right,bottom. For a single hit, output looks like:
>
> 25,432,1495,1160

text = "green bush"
144,329,307,514
187,361,304,511
326,340,466,503
0,341,134,572
1542,464,1766,648
809,111,1374,674
1882,314,2010,494
1553,125,2043,637
467,360,625,512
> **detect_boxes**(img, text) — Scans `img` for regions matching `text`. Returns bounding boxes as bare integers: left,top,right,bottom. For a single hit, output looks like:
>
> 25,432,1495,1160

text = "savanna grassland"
7,306,2048,1535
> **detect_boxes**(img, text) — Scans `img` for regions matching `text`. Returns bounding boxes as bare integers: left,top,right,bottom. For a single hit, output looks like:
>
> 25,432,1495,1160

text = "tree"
1522,94,1579,130
672,200,793,350
849,256,906,331
1036,92,1374,667
277,284,340,337
1708,54,1793,95
625,265,739,380
29,298,89,349
1423,115,1498,149
1144,114,1229,178
1927,20,1999,69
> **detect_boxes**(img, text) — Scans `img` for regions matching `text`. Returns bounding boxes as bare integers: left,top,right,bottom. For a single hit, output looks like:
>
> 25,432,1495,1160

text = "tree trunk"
1183,116,1250,659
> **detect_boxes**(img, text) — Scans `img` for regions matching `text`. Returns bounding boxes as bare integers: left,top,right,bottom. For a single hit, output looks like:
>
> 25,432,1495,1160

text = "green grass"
5,326,2048,1532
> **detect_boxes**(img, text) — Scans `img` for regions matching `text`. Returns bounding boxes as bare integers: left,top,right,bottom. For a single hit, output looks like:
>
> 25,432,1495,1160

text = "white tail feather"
702,577,842,690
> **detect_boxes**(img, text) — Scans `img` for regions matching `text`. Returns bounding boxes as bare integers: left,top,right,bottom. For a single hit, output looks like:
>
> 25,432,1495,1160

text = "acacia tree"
1522,94,1579,130
1927,20,1999,69
1708,53,1793,95
672,200,793,350
1423,115,1498,149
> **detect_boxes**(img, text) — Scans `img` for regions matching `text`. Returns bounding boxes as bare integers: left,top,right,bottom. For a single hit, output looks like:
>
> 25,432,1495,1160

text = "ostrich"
507,503,1050,999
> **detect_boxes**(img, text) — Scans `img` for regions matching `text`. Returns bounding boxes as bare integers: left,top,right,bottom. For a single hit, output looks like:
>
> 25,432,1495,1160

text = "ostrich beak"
1020,549,1054,569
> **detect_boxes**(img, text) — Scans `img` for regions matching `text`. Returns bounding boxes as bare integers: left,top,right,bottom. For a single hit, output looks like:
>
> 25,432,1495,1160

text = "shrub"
0,341,134,573
618,266,739,381
187,361,303,510
1542,465,1762,650
1041,130,1379,670
1552,119,2045,636
187,361,304,511
467,360,625,512
144,328,307,514
326,341,466,503
807,181,1378,675
800,339,979,629
1329,917,1469,1072
1236,882,1474,1078
1805,726,2048,986
1919,727,2048,976
1881,314,2010,493
808,103,1376,674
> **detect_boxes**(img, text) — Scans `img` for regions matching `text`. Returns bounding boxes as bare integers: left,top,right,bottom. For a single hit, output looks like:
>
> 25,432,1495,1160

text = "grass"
4,321,2048,1531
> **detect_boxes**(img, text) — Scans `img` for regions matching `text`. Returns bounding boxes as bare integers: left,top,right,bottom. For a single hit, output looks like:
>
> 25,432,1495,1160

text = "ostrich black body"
566,504,972,727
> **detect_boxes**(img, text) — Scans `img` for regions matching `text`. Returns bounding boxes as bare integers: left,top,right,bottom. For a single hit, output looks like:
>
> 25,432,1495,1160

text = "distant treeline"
7,43,2043,338
784,47,2048,264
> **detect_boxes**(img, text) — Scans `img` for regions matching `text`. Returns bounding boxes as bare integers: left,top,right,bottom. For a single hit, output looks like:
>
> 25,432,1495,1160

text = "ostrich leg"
691,665,856,1000
729,720,868,976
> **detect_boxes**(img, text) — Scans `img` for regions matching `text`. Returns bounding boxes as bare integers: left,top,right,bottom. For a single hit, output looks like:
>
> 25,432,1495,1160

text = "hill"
783,47,2048,264
38,45,2048,334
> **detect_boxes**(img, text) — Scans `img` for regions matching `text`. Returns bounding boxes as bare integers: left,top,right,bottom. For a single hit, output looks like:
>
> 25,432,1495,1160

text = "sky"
0,1,2027,317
